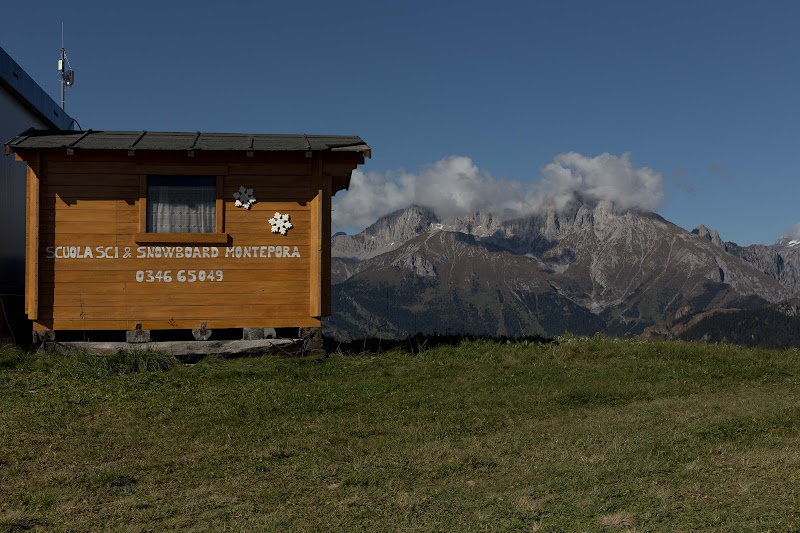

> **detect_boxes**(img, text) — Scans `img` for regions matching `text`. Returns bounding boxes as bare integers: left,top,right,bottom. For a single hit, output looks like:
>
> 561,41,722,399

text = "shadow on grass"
0,344,178,375
1,334,556,370
323,333,554,355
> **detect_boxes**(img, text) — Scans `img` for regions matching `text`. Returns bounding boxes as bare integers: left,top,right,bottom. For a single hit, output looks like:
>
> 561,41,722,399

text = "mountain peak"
362,205,439,237
775,233,800,250
332,205,439,261
692,225,726,249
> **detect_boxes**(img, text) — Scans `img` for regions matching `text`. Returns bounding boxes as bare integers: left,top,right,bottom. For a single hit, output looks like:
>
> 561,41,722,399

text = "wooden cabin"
4,130,369,343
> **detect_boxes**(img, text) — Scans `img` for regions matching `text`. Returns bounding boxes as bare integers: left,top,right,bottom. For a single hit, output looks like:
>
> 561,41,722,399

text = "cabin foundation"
45,337,306,358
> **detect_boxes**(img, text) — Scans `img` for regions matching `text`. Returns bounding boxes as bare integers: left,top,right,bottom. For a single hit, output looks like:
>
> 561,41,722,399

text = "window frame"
134,174,227,244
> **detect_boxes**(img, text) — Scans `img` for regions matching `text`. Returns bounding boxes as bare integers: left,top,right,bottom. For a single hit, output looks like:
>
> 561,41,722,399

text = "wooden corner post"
309,154,333,318
25,152,41,320
310,155,323,318
321,172,332,316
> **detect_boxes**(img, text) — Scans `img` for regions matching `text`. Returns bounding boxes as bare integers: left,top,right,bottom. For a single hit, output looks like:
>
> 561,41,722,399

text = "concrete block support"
32,329,54,348
192,323,212,341
243,328,277,340
299,326,324,355
126,323,151,343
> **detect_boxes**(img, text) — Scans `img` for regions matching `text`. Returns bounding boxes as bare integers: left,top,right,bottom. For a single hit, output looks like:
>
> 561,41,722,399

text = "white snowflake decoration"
233,186,256,209
269,212,293,235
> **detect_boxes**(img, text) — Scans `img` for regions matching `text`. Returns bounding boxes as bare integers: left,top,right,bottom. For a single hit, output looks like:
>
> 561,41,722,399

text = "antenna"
58,23,75,112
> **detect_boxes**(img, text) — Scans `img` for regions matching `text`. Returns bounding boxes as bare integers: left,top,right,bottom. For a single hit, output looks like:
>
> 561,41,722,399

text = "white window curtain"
146,176,216,233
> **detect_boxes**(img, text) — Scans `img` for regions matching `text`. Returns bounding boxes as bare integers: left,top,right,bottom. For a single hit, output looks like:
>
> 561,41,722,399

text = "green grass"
1,337,800,531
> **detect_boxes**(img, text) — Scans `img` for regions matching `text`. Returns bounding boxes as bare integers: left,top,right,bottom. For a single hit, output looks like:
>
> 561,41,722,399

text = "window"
146,176,216,233
135,174,227,244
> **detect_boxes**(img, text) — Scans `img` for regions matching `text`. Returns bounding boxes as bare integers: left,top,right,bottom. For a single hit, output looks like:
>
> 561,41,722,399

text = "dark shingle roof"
5,129,370,157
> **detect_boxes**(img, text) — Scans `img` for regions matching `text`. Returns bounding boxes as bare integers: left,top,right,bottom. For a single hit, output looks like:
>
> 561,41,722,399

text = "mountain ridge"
691,224,800,296
327,202,795,340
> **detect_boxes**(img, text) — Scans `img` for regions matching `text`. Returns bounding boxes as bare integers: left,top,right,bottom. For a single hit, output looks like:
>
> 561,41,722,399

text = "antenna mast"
58,23,75,111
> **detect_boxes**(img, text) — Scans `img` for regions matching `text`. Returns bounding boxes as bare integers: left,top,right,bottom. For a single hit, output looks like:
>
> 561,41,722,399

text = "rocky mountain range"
326,202,800,341
692,224,800,296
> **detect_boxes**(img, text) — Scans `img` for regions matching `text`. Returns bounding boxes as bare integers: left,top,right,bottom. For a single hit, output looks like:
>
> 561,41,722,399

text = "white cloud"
332,152,665,232
533,152,664,213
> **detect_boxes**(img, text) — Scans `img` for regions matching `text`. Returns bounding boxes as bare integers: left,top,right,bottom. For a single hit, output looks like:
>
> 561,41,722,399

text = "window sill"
133,233,230,244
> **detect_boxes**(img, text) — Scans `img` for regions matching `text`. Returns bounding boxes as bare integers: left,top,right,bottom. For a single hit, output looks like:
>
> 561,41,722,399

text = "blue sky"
3,0,799,244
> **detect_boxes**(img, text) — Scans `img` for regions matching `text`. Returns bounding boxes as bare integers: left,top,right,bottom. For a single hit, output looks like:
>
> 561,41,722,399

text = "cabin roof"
5,129,370,157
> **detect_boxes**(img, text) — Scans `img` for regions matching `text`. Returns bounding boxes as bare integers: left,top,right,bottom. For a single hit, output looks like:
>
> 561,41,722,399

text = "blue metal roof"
0,46,75,131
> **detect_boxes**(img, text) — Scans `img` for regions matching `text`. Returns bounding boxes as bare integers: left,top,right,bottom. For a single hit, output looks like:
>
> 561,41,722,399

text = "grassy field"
1,337,799,532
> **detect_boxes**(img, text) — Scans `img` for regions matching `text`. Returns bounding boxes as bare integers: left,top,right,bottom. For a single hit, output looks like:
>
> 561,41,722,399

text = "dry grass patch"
600,511,635,529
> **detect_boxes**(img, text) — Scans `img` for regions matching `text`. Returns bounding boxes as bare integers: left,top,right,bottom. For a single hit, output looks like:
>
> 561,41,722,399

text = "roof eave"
331,143,372,159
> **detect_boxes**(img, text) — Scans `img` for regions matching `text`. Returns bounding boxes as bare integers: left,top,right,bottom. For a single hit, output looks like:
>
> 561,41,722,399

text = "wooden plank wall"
29,150,332,331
